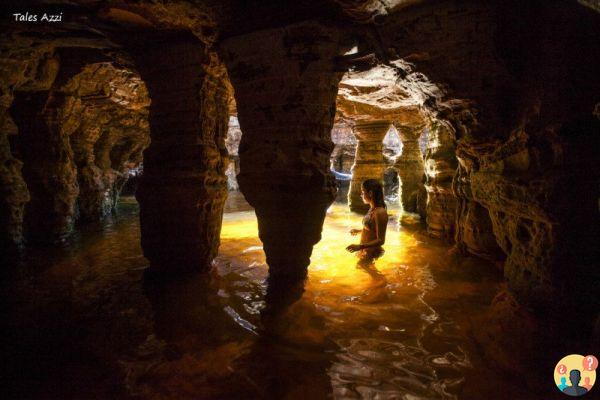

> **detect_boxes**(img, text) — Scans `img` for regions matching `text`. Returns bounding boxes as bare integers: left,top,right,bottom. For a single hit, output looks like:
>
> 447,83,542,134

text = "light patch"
220,203,421,296
344,46,358,55
309,204,417,291
220,211,259,239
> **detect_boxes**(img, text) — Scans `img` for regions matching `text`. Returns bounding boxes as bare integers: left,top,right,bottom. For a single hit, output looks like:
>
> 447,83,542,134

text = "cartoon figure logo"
554,354,597,397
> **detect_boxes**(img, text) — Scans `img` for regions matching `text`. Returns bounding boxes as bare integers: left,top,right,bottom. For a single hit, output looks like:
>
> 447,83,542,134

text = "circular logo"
554,354,597,397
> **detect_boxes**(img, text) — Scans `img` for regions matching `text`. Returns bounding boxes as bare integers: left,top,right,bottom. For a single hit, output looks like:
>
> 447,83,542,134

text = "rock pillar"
423,121,458,239
453,150,504,261
348,120,390,213
394,124,425,212
10,91,79,243
221,21,347,282
0,101,29,250
127,31,229,273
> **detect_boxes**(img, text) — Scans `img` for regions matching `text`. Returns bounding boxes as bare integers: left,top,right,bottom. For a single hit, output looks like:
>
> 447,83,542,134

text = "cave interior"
1,0,599,399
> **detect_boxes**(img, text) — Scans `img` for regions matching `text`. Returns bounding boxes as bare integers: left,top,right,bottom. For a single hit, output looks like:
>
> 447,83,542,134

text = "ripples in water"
2,195,538,399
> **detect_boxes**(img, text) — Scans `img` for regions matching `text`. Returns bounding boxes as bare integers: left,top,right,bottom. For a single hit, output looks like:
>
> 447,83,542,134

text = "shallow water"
2,194,539,399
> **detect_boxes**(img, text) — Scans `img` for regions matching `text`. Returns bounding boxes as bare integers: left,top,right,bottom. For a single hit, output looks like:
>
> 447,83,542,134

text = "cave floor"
2,194,540,399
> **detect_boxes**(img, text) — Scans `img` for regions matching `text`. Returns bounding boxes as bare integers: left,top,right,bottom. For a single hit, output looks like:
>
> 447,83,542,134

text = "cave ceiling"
2,0,598,134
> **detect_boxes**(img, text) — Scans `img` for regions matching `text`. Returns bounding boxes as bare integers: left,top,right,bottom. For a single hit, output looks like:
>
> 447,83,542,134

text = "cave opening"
1,1,599,399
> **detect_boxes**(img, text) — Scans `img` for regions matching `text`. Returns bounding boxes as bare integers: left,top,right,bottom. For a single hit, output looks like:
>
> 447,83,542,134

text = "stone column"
221,21,348,282
423,121,458,239
127,31,229,273
10,91,79,243
453,152,504,261
0,99,30,250
348,120,390,213
394,123,425,212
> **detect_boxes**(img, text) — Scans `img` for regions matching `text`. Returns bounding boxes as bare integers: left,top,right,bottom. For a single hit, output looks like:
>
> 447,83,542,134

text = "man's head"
569,369,581,386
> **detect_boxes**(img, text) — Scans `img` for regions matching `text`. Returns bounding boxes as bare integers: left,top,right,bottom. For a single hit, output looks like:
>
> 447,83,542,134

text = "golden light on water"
216,201,444,347
309,204,418,289
219,203,422,294
220,211,260,240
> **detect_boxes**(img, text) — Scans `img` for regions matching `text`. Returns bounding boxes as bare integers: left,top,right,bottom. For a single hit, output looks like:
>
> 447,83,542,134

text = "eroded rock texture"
10,92,79,243
378,1,600,313
0,41,57,248
423,121,457,239
348,120,390,213
337,65,423,125
393,123,424,213
126,31,228,273
225,116,242,191
1,40,150,246
453,147,504,262
330,122,356,174
65,64,150,222
221,21,349,281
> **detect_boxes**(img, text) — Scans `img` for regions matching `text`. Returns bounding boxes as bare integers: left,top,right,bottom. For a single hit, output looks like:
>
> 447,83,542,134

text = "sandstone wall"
379,0,600,311
0,40,150,248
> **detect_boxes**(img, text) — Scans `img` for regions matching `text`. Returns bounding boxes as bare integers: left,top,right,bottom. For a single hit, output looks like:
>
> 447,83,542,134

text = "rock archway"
5,47,150,245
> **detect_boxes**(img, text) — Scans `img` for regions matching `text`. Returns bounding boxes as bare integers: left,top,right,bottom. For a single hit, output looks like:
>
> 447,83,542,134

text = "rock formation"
423,121,458,239
125,30,229,273
221,21,350,282
393,123,425,213
376,0,600,315
348,120,390,213
0,41,57,248
1,39,150,246
65,63,149,223
330,122,356,174
225,116,242,191
11,91,80,243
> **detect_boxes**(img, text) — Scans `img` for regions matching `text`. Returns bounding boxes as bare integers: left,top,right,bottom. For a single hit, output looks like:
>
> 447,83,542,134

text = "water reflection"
1,195,540,399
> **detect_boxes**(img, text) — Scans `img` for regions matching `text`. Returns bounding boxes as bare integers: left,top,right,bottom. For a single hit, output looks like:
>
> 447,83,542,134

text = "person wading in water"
346,179,388,262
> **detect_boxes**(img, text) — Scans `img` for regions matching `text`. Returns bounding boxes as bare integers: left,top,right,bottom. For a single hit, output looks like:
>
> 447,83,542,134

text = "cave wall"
423,121,457,239
348,120,390,213
10,91,80,243
379,0,600,310
0,38,150,248
0,41,56,249
330,122,356,173
66,64,150,222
